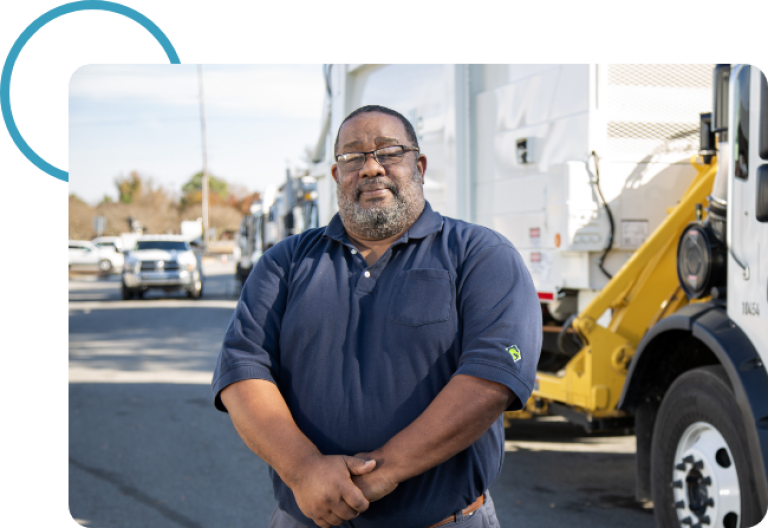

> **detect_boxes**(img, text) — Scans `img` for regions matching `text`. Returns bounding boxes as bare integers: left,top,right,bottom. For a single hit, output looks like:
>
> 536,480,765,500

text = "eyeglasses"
335,145,419,172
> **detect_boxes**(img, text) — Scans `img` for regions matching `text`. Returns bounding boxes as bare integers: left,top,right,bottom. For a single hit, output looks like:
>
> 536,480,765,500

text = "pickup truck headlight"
180,254,197,271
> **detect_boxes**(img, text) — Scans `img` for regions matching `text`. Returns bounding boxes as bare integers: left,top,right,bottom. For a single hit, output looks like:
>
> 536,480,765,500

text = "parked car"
91,236,124,253
68,240,124,273
121,235,203,300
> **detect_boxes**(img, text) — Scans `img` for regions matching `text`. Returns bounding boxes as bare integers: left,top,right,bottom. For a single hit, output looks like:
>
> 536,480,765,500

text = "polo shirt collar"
323,201,443,242
404,201,443,239
323,213,347,242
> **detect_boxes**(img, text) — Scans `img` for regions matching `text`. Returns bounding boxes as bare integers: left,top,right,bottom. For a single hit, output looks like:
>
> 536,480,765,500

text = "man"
212,105,542,528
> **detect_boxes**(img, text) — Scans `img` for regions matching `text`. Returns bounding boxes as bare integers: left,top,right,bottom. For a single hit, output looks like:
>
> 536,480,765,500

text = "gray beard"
336,173,425,240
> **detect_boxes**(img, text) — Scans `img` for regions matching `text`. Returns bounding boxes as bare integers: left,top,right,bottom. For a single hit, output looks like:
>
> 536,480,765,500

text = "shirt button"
364,271,371,278
351,249,358,255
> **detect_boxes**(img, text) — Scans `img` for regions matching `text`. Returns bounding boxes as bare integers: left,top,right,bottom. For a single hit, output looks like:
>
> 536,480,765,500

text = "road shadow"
491,446,653,528
69,305,236,375
69,383,275,528
504,417,634,442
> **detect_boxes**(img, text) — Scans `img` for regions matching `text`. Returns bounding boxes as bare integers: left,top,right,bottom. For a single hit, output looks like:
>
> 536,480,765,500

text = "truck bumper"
123,270,200,289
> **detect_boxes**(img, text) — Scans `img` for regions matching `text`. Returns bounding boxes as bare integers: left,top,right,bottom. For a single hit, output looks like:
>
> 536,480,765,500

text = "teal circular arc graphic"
1,1,180,182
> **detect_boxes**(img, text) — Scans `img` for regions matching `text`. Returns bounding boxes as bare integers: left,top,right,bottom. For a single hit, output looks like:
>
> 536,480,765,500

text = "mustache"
354,178,399,201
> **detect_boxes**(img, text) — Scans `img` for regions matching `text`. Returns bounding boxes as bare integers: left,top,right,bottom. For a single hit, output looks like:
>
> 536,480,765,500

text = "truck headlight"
677,221,726,299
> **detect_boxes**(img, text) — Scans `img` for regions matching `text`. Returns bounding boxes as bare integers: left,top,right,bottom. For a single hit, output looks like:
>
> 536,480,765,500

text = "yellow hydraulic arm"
532,158,717,415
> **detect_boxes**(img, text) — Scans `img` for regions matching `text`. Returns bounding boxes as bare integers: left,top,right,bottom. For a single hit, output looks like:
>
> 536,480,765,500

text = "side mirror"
699,112,716,163
712,64,731,141
757,164,768,222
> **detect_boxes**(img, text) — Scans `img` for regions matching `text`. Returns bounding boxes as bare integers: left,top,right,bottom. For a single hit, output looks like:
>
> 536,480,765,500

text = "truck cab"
617,64,768,528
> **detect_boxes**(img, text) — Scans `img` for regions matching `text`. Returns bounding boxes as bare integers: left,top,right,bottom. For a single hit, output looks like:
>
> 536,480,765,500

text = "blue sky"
69,64,326,205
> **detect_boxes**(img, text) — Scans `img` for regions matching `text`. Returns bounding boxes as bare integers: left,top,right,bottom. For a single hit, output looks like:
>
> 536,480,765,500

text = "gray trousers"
268,491,500,528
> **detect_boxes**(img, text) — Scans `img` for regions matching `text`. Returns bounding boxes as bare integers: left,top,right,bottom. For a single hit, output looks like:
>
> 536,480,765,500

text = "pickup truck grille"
140,260,180,272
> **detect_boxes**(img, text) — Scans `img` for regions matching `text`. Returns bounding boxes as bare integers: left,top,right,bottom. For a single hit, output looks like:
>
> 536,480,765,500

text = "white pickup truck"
121,235,203,300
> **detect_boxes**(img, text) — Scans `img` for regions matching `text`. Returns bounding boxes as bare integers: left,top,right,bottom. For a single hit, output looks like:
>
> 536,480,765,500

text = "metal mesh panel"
606,121,699,160
603,64,714,162
608,64,713,88
607,121,698,140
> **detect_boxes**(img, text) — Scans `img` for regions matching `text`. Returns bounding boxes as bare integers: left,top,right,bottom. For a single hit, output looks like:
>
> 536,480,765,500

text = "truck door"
727,64,768,361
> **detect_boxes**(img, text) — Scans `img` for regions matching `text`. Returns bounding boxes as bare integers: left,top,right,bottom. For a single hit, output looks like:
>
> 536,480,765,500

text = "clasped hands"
289,451,397,528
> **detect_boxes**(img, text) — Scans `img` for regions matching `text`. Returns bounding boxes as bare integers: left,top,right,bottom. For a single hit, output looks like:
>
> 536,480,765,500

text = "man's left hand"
350,451,398,502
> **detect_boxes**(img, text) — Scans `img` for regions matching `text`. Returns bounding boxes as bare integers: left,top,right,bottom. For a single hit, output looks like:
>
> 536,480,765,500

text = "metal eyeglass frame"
335,145,419,171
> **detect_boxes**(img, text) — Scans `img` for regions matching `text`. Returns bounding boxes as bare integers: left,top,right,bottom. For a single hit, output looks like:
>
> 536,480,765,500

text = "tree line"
69,171,260,241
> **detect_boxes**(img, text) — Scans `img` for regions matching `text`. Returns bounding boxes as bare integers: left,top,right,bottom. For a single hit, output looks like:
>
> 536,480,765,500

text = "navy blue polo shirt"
212,202,542,528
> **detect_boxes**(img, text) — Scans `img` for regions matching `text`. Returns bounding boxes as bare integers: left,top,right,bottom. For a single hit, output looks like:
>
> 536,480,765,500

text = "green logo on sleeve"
507,345,522,362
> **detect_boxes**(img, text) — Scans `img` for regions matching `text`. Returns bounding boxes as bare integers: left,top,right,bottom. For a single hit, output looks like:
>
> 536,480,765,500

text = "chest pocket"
387,268,452,326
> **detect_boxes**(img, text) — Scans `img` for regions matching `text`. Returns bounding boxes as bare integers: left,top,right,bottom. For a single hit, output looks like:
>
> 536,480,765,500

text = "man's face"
331,112,427,240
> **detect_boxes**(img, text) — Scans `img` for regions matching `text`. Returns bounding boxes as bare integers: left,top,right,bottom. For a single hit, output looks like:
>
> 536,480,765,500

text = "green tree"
181,171,229,203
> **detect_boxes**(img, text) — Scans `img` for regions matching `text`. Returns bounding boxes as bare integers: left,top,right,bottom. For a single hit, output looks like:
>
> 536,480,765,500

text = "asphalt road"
69,259,656,528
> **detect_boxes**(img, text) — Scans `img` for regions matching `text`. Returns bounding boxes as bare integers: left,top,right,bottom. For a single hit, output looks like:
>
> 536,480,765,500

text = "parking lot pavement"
69,259,275,528
492,418,653,527
69,257,655,528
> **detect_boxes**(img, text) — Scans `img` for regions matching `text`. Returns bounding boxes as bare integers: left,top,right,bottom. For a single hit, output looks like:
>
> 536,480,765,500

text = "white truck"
235,170,319,286
308,64,768,528
311,64,711,308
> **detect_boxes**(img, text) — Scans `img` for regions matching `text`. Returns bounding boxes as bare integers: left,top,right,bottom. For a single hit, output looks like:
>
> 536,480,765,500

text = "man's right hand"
289,454,376,528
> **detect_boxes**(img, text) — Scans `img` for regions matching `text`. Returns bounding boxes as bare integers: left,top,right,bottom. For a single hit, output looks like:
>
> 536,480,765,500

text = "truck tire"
98,259,113,272
121,283,134,300
187,279,202,300
235,263,243,286
651,366,762,528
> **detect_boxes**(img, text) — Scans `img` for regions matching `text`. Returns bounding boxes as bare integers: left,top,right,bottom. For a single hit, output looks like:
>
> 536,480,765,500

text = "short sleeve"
211,251,289,412
454,243,542,410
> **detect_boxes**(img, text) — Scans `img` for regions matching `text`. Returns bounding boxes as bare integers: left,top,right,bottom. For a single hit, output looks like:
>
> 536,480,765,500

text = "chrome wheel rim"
672,421,740,528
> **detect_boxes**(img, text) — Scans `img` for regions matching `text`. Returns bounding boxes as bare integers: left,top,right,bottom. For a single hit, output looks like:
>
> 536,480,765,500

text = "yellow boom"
531,157,717,416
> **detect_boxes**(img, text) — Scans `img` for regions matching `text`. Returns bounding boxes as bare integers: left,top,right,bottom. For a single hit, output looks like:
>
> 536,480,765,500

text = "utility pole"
197,64,210,254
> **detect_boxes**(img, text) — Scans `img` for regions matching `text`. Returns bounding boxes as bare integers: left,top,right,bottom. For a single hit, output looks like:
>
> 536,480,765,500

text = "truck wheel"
651,366,762,528
98,259,113,272
187,280,202,299
121,283,134,300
